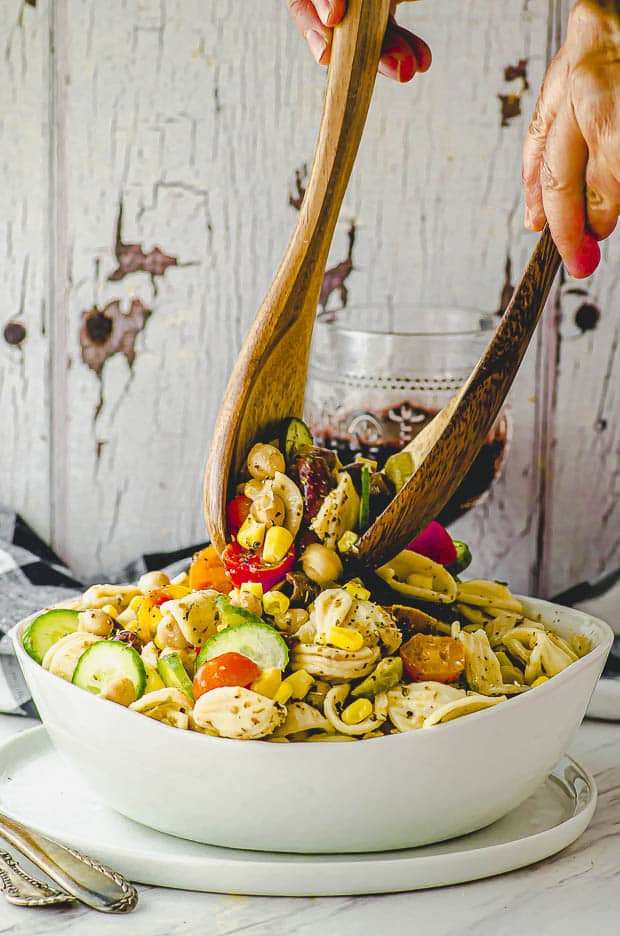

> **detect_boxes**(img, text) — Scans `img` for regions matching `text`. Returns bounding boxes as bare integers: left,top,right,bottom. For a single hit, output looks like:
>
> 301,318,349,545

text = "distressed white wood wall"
1,0,618,596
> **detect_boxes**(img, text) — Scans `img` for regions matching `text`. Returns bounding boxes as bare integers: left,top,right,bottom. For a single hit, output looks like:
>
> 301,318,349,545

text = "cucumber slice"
196,621,288,671
158,652,194,701
280,417,313,462
359,464,371,530
23,609,79,664
72,640,146,699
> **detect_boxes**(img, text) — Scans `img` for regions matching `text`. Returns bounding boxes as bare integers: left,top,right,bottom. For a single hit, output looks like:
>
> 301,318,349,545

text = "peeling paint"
288,164,308,211
499,58,529,127
504,58,529,89
497,254,514,315
3,321,26,346
108,202,178,282
80,299,151,376
498,93,522,127
319,221,356,311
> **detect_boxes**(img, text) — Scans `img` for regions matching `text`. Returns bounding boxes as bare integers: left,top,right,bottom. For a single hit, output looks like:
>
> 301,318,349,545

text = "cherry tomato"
223,541,296,591
407,521,457,567
188,545,233,593
193,652,260,699
226,495,252,534
400,634,466,683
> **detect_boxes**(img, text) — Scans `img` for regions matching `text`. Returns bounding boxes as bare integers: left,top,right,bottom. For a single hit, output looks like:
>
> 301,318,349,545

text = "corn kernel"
237,516,266,550
530,675,549,689
274,682,294,705
250,668,282,699
129,596,144,612
262,526,293,564
102,604,119,619
341,698,373,725
241,581,264,600
338,531,358,554
343,579,371,601
327,626,364,652
262,591,290,616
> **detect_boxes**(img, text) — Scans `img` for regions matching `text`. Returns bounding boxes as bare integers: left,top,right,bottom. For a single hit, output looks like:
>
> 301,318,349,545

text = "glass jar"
304,305,510,526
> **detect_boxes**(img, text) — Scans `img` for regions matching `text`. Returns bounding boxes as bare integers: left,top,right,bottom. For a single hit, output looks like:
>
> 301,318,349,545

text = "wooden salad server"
355,226,561,569
204,0,391,555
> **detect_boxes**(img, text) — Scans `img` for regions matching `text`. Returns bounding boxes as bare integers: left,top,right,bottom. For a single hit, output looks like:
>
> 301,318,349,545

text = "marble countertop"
1,714,619,936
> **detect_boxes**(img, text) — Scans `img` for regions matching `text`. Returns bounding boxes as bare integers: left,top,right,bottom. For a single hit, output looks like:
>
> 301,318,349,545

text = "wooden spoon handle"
204,0,390,554
356,226,561,568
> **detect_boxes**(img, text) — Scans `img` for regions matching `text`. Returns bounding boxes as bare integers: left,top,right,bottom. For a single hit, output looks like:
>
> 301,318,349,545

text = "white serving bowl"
11,597,612,854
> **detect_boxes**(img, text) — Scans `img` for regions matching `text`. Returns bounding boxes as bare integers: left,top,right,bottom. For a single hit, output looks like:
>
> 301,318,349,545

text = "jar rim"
315,304,496,339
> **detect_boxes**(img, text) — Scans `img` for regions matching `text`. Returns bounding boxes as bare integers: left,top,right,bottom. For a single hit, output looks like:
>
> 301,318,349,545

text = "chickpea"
138,570,170,593
273,608,309,634
230,589,262,617
77,609,114,638
247,443,285,481
300,543,343,586
251,491,286,527
155,615,187,650
100,677,136,707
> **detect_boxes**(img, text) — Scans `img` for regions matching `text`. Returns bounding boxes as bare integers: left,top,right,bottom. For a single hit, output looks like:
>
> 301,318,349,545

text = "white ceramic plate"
0,727,597,897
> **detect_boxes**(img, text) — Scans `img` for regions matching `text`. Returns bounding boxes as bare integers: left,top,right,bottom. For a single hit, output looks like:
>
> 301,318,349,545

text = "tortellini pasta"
376,551,458,603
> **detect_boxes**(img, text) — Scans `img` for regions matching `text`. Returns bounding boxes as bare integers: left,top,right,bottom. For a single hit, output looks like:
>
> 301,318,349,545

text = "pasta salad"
23,418,591,742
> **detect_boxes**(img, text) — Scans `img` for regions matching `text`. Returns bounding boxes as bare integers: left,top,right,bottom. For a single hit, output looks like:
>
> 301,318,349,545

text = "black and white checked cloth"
0,505,205,717
1,505,618,719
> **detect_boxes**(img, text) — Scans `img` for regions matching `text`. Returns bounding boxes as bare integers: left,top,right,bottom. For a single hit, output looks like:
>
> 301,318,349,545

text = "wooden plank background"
1,0,618,598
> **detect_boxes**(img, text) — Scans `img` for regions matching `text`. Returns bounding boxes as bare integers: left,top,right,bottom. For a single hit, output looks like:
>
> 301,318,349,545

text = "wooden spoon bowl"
204,0,391,555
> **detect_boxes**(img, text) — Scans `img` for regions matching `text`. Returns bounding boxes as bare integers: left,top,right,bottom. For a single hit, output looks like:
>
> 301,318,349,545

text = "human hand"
287,1,431,82
522,0,620,277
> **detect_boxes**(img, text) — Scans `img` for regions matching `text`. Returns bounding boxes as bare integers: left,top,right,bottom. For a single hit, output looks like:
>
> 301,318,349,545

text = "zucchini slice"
72,640,146,699
280,417,313,462
23,609,79,664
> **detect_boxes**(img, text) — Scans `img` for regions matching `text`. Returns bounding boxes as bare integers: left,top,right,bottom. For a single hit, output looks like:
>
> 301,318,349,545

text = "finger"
522,50,569,231
379,20,418,82
287,0,332,64
585,161,620,240
396,24,432,72
313,0,346,27
541,102,600,277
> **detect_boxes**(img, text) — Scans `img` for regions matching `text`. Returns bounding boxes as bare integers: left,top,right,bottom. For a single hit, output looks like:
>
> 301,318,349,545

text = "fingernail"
305,29,327,64
566,234,601,279
315,0,334,25
379,54,401,80
524,207,533,229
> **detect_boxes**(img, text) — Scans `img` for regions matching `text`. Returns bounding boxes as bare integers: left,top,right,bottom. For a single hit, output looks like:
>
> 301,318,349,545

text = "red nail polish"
568,234,601,278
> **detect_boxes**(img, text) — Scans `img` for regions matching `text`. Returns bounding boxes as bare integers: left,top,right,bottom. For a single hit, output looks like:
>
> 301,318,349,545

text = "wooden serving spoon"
204,0,391,555
354,226,561,569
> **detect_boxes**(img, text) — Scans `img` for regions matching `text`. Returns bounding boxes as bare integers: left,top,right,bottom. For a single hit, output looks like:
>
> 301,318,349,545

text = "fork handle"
0,849,75,907
0,811,138,913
